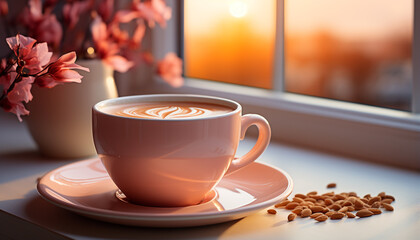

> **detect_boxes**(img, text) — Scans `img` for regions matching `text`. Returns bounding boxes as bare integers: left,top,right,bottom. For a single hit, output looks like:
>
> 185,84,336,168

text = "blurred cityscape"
285,31,412,111
184,0,413,111
285,0,413,111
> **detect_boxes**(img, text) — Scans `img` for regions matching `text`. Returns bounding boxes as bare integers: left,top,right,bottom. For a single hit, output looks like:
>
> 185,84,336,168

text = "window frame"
146,0,420,170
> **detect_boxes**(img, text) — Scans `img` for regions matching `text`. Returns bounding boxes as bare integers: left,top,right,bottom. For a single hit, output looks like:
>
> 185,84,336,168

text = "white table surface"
0,112,419,240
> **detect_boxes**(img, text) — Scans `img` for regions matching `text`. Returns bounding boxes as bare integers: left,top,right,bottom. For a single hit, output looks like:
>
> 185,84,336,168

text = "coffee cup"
92,94,271,207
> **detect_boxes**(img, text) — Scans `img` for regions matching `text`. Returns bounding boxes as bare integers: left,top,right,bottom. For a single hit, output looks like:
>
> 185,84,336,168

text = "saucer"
37,158,293,227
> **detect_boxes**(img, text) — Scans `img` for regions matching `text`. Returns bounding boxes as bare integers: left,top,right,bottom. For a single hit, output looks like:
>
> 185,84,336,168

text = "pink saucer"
37,158,293,227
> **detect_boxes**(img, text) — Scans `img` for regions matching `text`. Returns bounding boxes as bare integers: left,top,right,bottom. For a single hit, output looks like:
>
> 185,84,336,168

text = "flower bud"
16,65,23,74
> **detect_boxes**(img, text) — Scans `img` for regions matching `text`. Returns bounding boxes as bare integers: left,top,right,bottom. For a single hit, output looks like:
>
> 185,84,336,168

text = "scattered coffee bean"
325,211,335,217
338,207,348,213
330,212,346,220
371,202,381,208
381,199,393,204
295,193,307,199
275,200,290,208
301,208,312,218
382,203,394,211
356,209,374,218
368,196,381,205
288,213,297,221
315,214,328,222
285,202,300,210
383,195,395,201
307,191,318,196
310,206,324,213
267,209,277,214
368,208,382,215
310,212,323,219
269,188,395,223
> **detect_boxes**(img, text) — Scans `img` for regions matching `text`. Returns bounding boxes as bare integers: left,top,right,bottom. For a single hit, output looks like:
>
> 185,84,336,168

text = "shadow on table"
24,193,240,240
0,150,91,183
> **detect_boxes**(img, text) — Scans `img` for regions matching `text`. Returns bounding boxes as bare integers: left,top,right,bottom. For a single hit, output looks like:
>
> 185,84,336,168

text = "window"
183,0,413,111
149,0,420,169
184,0,276,89
285,0,413,112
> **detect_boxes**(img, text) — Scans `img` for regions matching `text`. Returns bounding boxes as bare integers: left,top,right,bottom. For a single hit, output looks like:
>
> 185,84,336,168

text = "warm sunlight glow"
87,47,95,55
285,0,413,111
184,0,276,89
184,0,412,110
229,1,248,18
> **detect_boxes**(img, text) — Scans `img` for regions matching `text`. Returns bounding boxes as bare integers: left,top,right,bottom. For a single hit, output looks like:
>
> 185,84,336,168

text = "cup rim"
93,94,242,121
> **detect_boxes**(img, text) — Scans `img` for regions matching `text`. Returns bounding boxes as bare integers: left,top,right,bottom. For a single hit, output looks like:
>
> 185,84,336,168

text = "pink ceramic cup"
92,94,271,207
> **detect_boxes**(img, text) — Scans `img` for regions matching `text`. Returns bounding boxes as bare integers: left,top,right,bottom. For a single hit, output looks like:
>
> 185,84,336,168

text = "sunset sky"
286,0,413,40
184,0,412,90
184,0,276,89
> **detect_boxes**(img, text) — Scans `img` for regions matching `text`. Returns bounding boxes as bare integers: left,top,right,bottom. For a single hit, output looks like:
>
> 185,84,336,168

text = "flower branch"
1,0,183,121
0,34,89,121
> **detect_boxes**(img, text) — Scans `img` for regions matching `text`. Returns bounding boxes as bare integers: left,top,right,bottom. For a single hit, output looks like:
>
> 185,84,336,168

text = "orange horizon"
184,0,276,89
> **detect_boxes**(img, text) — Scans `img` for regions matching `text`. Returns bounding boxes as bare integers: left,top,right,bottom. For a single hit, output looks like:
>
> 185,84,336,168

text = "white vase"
26,59,118,158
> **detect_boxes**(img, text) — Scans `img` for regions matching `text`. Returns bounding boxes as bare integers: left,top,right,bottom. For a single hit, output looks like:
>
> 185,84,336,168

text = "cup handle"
225,114,271,175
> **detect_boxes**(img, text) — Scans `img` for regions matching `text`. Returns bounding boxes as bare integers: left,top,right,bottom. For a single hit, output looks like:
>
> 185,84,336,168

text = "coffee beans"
356,209,373,218
330,212,346,220
288,213,297,221
269,185,395,223
382,203,394,211
285,202,300,210
301,208,312,218
315,214,328,222
310,212,323,219
267,209,277,214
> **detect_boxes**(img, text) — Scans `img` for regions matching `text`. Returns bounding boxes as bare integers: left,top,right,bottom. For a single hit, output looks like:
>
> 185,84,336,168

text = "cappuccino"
103,101,233,119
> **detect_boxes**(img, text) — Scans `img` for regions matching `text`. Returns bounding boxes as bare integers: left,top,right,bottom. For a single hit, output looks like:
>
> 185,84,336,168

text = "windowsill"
139,78,420,170
152,78,420,130
0,111,419,240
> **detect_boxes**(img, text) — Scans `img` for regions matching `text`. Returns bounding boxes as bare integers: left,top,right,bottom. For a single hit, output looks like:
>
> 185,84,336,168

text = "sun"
229,0,248,18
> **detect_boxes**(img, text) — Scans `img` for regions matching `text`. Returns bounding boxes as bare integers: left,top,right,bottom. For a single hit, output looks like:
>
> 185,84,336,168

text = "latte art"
123,106,213,119
105,102,233,119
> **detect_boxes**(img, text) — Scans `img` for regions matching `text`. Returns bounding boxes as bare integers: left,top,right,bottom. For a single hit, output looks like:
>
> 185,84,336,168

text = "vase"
26,59,118,158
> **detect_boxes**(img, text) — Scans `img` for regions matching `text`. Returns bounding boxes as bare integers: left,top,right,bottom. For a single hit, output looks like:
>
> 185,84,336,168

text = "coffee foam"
104,102,233,119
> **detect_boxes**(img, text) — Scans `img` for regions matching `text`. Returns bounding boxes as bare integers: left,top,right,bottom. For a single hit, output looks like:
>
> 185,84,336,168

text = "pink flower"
35,52,89,88
19,0,42,28
0,0,8,16
91,17,134,72
34,14,63,49
131,21,146,48
132,0,171,28
112,10,141,23
0,75,34,122
98,0,114,22
28,0,42,21
110,10,145,49
6,34,36,56
157,52,183,88
63,1,92,29
19,0,63,48
6,34,52,75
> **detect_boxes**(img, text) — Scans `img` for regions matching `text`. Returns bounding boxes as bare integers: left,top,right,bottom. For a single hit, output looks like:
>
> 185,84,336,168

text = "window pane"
184,0,276,89
285,0,413,111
